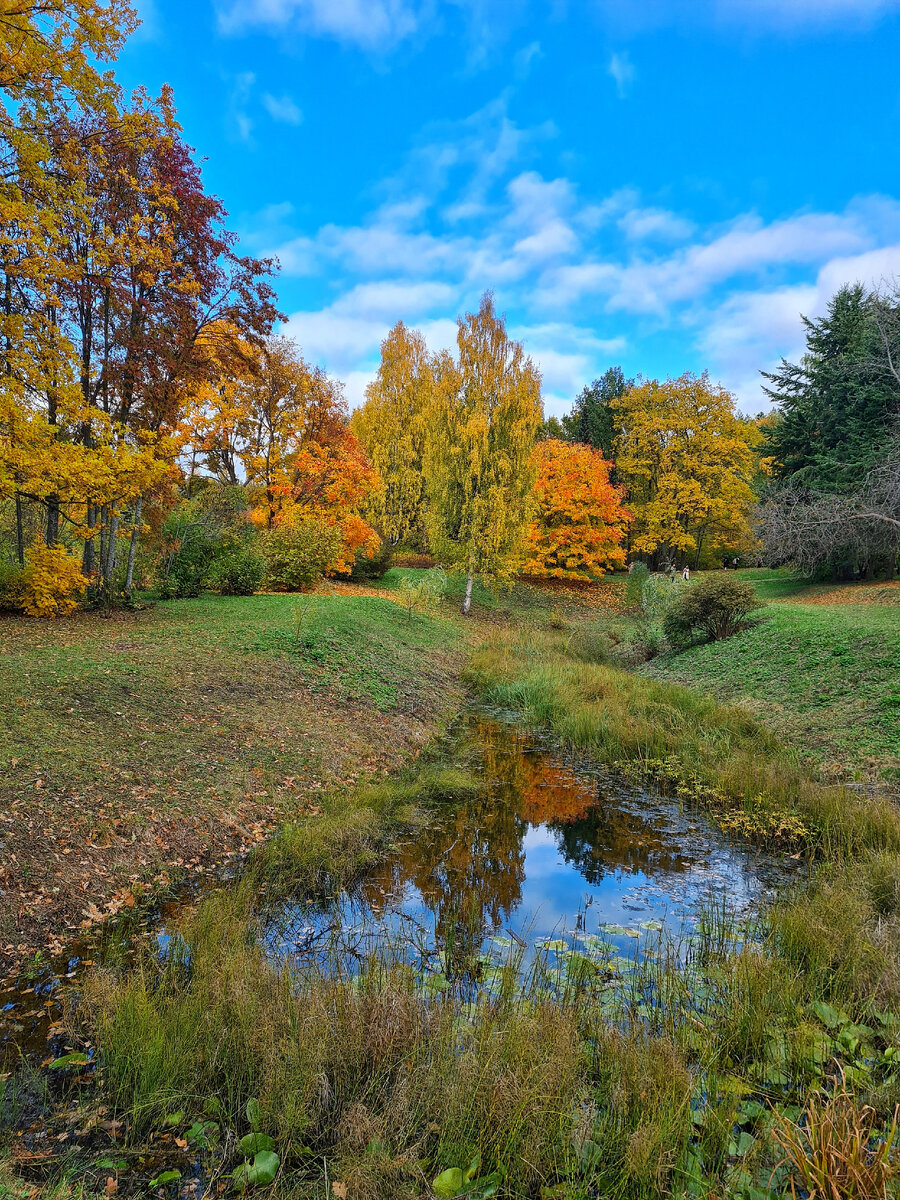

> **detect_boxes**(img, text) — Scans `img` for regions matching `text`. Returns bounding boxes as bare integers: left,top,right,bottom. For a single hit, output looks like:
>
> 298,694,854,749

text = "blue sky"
119,0,900,416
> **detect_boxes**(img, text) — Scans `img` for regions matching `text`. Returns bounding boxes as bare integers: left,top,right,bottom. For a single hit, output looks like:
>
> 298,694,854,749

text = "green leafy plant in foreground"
233,1098,280,1191
433,1153,502,1198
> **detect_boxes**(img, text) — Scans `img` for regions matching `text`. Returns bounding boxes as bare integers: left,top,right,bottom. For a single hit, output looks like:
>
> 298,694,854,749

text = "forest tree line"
1,4,898,617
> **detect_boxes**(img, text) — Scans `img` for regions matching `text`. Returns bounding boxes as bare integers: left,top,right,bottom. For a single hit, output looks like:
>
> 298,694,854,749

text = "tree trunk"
82,504,96,576
45,495,59,545
104,510,119,586
124,497,143,599
14,494,25,566
461,571,474,616
99,506,108,582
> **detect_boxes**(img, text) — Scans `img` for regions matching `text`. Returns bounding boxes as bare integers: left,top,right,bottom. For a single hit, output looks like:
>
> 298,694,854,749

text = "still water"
263,714,793,991
0,713,795,1071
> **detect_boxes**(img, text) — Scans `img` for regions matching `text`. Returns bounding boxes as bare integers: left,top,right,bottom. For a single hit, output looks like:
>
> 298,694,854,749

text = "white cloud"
696,243,900,410
539,209,870,313
619,207,695,241
226,72,256,144
217,0,422,47
282,280,462,387
262,93,303,125
715,0,900,27
251,92,900,417
608,51,635,98
592,0,900,33
513,40,542,78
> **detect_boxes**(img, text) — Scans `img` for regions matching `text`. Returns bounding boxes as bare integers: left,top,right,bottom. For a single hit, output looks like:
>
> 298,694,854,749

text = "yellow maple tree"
611,372,761,566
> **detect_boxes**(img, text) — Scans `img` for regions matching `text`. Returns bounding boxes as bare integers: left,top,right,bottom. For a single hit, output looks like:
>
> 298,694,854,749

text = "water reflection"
265,716,791,985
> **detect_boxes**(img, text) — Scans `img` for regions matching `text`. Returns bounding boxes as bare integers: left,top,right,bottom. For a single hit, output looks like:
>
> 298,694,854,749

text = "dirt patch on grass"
0,594,463,975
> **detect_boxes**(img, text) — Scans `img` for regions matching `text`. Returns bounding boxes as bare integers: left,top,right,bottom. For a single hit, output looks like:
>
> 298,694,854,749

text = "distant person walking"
682,566,690,581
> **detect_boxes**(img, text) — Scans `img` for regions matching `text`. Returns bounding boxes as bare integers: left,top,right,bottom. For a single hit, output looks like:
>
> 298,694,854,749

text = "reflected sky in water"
264,715,794,981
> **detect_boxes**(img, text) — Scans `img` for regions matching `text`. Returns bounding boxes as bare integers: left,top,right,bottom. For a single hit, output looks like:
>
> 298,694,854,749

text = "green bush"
0,559,23,611
348,534,393,581
209,539,265,596
624,560,650,607
263,520,343,592
156,484,257,600
159,538,211,598
663,574,764,648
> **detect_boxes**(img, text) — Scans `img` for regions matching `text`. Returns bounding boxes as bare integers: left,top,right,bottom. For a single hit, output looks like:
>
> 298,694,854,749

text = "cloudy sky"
121,0,900,415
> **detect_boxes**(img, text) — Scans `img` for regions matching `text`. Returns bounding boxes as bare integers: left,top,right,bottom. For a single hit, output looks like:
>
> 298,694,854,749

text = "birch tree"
350,321,431,548
424,293,542,615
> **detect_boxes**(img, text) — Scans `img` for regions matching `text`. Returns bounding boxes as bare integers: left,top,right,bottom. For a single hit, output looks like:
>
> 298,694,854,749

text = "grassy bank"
0,590,462,971
642,572,900,785
64,719,900,1200
468,624,899,858
6,573,900,1199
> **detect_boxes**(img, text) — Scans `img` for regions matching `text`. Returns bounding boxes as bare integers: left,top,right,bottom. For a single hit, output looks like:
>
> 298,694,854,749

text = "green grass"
72,729,900,1200
0,588,462,965
642,592,900,784
9,570,900,1198
467,625,900,859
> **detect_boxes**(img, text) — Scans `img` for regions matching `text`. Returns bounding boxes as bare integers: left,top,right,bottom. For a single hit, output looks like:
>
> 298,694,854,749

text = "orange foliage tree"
523,439,631,579
183,334,380,573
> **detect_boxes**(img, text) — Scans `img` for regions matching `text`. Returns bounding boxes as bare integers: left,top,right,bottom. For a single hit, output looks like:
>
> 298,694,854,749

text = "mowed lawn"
0,588,463,969
643,574,900,785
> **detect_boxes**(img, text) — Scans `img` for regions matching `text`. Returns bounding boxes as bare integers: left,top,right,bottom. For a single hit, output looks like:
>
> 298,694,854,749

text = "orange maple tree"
183,333,380,573
523,438,631,579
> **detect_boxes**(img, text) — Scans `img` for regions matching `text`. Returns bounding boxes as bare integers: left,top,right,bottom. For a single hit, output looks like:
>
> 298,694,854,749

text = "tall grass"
467,628,900,859
66,628,900,1198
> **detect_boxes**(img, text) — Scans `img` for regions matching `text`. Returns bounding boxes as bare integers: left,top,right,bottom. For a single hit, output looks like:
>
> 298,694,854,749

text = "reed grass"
65,628,900,1198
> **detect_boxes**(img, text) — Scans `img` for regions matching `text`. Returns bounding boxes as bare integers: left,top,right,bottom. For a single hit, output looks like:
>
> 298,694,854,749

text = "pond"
1,712,798,1077
262,713,796,998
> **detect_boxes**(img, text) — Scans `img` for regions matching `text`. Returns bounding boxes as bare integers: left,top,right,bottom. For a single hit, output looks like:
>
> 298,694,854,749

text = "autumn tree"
1,80,281,600
611,373,761,568
425,293,542,614
523,439,630,579
0,1,138,570
350,321,431,549
184,335,379,574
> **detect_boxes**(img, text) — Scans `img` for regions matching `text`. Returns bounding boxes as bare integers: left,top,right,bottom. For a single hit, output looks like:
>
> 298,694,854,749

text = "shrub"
0,559,23,611
396,567,447,622
17,543,87,617
624,561,651,608
348,535,393,582
209,538,266,596
663,574,763,648
157,484,254,599
159,538,211,599
640,572,685,623
263,520,344,592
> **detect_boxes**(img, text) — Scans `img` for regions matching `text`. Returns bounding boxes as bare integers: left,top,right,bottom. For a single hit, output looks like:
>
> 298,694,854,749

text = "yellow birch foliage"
424,293,542,608
611,373,761,562
350,321,431,547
